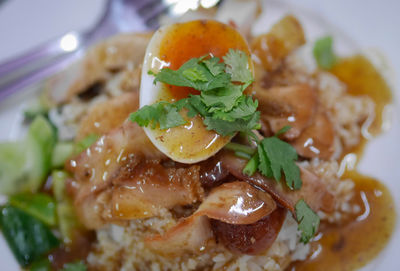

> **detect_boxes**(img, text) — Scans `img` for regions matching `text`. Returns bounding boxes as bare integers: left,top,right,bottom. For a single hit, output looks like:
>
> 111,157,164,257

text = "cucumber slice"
9,193,57,226
30,258,51,271
0,142,30,194
0,116,56,195
52,170,69,201
51,141,74,168
52,170,80,243
61,261,87,271
0,205,59,267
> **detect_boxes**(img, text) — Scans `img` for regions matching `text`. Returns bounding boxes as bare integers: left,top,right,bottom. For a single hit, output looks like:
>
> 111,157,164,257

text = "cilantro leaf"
153,58,230,91
223,49,253,84
158,104,186,129
275,125,291,137
295,199,320,243
201,84,243,112
185,95,209,117
182,67,207,82
203,111,260,136
227,96,258,119
203,57,225,76
211,96,257,121
257,143,273,178
129,102,186,130
260,137,302,190
313,36,336,70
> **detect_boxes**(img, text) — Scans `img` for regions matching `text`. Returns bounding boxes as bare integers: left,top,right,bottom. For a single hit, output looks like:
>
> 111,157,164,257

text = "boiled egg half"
140,20,253,163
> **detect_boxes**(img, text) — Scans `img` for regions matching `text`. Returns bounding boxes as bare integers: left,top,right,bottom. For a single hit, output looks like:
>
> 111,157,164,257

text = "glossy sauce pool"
289,55,396,271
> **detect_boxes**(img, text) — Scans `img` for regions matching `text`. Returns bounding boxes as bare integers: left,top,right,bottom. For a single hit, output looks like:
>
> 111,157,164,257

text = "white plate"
0,0,399,270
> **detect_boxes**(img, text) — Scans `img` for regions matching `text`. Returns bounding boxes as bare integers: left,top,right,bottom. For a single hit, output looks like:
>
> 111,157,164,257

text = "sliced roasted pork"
211,207,286,254
111,163,203,220
251,15,305,72
67,120,165,202
145,181,277,255
76,91,139,140
291,110,336,160
255,84,318,140
46,33,152,103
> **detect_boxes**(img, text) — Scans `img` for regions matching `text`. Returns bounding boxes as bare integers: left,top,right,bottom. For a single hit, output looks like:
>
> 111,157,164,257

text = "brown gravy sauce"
289,55,396,270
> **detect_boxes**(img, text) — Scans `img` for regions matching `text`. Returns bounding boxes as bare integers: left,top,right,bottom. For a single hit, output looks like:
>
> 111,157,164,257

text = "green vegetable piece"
223,49,253,84
201,84,243,112
26,116,56,191
153,57,231,92
57,201,80,243
243,154,259,176
74,134,99,154
52,141,75,168
24,91,53,121
0,142,28,194
52,170,81,243
203,111,260,137
257,143,273,178
0,205,59,267
203,57,225,76
275,125,291,137
224,142,256,156
182,67,207,82
52,170,69,201
9,193,57,226
61,261,87,271
224,96,258,120
234,151,252,160
0,116,56,195
129,102,186,130
260,137,302,190
30,258,51,271
24,103,48,121
313,36,336,69
295,199,320,243
158,104,187,129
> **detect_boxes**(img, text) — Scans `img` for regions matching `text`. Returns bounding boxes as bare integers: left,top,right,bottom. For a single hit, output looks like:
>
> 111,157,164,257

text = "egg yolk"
159,20,251,100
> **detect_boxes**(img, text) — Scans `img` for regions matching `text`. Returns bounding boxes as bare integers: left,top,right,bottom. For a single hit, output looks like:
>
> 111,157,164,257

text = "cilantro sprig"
130,49,259,137
240,126,302,190
295,199,320,243
226,126,317,243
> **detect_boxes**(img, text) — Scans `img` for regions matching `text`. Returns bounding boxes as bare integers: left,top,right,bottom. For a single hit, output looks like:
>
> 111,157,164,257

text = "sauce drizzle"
290,55,396,271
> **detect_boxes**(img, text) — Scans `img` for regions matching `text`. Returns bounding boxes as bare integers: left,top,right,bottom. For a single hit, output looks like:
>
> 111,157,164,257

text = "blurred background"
0,1,399,270
0,0,399,74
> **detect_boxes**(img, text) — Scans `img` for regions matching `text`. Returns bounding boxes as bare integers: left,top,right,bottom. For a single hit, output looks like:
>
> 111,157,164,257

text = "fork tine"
137,0,164,14
143,4,170,24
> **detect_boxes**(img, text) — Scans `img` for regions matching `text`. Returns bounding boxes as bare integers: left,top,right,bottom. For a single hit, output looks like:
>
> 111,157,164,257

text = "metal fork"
0,0,173,100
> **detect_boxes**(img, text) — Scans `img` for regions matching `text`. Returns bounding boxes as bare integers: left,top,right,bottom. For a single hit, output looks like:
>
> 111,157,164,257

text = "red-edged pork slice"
211,207,287,255
145,181,276,255
220,151,335,213
196,182,276,225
